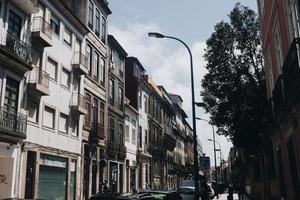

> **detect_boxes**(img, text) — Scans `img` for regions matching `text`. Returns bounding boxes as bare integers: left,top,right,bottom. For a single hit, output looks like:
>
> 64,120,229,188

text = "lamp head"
148,32,165,38
195,102,207,108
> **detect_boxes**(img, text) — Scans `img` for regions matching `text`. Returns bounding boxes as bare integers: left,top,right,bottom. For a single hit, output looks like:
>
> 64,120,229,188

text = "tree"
201,3,268,153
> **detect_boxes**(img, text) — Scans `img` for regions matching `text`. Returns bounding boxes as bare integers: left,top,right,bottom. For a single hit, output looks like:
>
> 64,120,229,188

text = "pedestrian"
238,183,244,200
227,184,234,200
200,181,209,200
102,180,109,193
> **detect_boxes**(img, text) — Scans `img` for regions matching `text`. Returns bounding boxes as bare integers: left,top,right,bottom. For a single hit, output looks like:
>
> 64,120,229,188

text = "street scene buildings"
2,0,300,200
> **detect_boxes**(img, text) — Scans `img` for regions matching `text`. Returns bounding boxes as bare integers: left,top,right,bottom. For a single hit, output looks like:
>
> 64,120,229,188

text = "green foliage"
201,3,268,152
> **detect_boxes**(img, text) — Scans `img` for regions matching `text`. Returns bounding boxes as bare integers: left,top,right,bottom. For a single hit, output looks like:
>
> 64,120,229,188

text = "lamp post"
209,139,222,183
196,117,217,185
148,32,200,200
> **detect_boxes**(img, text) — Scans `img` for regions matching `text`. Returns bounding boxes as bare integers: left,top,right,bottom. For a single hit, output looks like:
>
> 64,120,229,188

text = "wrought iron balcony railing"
1,31,32,64
0,107,27,137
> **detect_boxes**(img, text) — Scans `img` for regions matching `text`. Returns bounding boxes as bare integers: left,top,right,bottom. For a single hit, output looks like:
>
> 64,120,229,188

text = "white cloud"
110,22,233,166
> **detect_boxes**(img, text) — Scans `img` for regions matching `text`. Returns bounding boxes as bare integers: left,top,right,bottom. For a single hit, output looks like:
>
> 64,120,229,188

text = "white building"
19,1,88,199
0,1,36,198
124,97,138,193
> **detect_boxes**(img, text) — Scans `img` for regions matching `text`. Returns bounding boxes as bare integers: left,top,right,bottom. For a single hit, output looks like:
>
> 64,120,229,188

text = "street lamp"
196,117,218,185
148,32,200,200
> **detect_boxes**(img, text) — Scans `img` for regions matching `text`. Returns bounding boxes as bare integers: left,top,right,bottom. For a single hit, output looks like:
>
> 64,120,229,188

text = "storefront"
0,142,20,199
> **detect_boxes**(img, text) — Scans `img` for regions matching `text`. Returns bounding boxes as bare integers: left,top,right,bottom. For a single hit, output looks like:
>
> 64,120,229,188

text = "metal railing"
0,107,27,136
31,17,52,39
71,93,87,109
1,31,32,64
28,67,49,89
72,51,88,69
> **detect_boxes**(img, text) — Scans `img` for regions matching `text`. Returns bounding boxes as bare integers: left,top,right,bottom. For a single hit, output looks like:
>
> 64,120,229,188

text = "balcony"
28,67,50,96
0,30,32,73
163,134,176,151
282,38,300,105
72,52,89,75
90,122,105,140
0,107,27,143
31,17,52,47
71,93,87,115
10,0,39,15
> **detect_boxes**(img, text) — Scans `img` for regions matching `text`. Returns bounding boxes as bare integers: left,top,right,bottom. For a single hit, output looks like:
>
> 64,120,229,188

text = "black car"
90,190,182,200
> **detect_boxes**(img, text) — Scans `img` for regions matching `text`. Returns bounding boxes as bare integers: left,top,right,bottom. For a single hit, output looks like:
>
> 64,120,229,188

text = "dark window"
109,117,115,142
93,51,100,81
139,126,142,148
88,0,94,29
95,9,100,36
25,151,36,199
93,98,99,124
5,77,19,114
118,87,123,110
101,16,106,43
8,10,22,37
100,102,105,126
85,93,91,126
50,15,60,35
277,148,287,198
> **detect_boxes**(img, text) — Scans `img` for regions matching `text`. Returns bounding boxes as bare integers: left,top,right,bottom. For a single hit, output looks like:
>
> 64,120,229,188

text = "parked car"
138,190,183,200
177,186,199,200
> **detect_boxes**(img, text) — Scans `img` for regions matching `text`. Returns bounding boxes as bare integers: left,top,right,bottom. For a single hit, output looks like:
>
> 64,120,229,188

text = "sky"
108,0,258,166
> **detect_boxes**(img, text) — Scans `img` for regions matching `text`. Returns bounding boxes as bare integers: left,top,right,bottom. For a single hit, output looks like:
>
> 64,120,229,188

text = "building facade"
258,0,300,199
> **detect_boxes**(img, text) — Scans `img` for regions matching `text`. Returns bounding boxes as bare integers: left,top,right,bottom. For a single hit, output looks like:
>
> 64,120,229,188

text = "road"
213,193,239,200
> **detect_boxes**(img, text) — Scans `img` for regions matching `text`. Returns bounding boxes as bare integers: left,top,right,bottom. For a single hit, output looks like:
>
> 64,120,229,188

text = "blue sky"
108,1,258,166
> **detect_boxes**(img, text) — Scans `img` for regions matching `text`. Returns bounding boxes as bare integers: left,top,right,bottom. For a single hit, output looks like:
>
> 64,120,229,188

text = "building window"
4,78,19,114
100,101,105,126
43,106,55,129
28,98,39,123
109,79,114,105
71,117,78,137
88,0,94,29
85,93,91,126
109,117,115,142
46,57,58,81
131,119,136,144
59,113,68,134
100,57,105,86
70,160,77,200
93,51,100,81
138,91,142,108
145,129,148,146
63,27,72,46
144,95,147,113
50,14,60,35
61,68,71,88
8,10,21,37
101,16,106,43
118,86,123,110
95,9,100,36
125,124,129,142
86,43,93,77
138,126,142,148
119,122,124,142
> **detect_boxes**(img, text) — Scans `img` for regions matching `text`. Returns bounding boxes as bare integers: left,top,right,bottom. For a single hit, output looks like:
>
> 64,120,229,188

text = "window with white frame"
125,124,129,142
71,117,78,137
63,27,72,46
274,21,284,74
28,98,39,123
47,57,58,81
101,16,106,43
131,119,136,144
144,94,147,113
50,14,60,35
100,57,105,86
59,113,68,134
43,106,55,129
61,68,71,88
93,51,100,81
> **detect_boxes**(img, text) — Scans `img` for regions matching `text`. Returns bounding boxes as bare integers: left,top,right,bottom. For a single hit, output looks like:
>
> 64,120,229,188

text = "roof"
127,56,146,72
108,35,128,58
